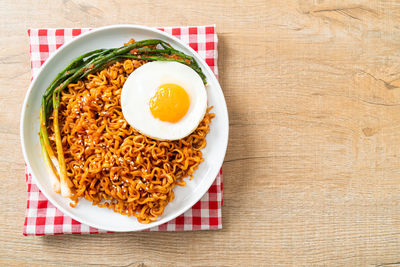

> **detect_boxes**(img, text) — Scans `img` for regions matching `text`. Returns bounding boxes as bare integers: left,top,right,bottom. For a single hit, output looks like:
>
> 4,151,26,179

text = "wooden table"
2,0,400,266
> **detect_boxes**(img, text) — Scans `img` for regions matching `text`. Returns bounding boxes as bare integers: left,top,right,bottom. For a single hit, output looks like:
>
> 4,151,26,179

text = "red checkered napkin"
24,25,222,235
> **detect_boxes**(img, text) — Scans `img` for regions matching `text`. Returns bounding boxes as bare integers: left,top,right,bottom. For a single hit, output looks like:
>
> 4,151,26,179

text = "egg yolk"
149,83,190,123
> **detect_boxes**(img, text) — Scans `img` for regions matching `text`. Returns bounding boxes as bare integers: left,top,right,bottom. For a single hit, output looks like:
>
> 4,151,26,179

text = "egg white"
121,61,207,140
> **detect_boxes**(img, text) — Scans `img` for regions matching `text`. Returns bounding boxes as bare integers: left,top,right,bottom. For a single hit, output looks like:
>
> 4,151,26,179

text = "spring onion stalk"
52,93,72,197
40,98,55,160
40,133,61,193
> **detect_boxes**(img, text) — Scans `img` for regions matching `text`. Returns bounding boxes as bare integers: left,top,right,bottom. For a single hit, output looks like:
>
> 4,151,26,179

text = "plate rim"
20,24,229,232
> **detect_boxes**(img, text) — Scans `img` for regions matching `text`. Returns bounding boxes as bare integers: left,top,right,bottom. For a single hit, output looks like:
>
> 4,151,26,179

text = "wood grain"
2,0,400,266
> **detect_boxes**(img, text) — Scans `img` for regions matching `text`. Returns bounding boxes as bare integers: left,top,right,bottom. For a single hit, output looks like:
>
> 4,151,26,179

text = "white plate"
20,25,229,232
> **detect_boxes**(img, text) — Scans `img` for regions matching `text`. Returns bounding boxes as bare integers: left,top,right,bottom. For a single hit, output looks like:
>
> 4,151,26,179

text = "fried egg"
121,61,207,140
